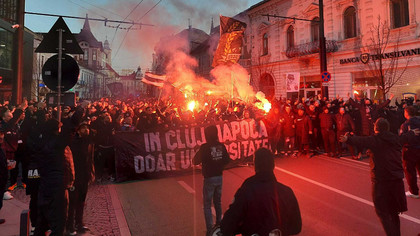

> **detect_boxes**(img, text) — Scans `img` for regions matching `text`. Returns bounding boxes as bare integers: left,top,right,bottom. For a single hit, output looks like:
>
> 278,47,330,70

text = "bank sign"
340,47,420,65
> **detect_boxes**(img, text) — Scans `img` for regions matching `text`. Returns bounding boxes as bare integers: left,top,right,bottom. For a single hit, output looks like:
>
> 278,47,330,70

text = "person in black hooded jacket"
340,118,418,236
220,148,301,236
193,125,230,236
399,106,420,199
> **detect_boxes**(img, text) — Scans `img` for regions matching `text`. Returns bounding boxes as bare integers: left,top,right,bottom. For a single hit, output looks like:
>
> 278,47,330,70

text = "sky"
25,0,262,73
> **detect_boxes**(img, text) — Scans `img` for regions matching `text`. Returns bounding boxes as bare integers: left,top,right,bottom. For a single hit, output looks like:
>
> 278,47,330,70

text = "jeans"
203,175,223,232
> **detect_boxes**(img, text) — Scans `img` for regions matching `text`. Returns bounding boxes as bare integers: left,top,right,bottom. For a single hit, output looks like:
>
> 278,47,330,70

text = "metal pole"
57,28,63,123
15,0,25,105
319,0,329,99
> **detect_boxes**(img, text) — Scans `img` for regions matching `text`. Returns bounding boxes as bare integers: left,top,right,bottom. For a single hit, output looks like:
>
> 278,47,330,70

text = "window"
391,0,409,28
0,28,13,70
311,17,320,42
93,50,97,61
287,25,295,48
262,33,268,55
84,49,88,61
344,6,357,39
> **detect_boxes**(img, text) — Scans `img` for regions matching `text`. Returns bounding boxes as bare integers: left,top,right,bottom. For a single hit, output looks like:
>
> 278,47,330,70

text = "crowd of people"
0,92,419,235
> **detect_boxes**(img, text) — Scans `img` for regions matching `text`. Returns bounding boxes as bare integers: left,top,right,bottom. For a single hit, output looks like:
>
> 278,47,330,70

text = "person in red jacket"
279,105,296,157
295,107,312,157
335,107,356,158
319,106,337,157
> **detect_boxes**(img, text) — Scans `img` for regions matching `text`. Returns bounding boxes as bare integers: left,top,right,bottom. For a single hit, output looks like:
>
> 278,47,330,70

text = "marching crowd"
0,92,419,235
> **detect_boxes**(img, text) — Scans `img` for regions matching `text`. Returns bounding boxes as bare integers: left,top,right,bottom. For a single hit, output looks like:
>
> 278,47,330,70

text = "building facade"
245,0,420,101
1,0,34,102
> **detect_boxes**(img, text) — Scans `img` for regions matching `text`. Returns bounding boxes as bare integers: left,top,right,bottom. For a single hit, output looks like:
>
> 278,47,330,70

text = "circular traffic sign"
42,54,79,92
321,71,331,83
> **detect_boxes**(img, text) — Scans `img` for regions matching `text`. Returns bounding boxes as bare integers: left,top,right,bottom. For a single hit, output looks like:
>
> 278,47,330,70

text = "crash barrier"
115,120,269,182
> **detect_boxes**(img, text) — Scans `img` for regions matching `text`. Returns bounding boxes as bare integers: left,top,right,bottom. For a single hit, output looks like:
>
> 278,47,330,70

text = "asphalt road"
115,154,420,236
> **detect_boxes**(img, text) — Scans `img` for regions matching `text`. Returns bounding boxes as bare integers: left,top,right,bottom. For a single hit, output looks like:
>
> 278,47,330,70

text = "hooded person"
193,125,231,236
340,118,419,236
220,148,302,236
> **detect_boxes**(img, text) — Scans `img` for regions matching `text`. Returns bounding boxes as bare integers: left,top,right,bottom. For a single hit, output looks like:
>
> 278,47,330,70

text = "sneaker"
0,219,5,224
3,191,13,200
7,183,17,191
405,191,420,199
66,230,77,236
76,225,90,233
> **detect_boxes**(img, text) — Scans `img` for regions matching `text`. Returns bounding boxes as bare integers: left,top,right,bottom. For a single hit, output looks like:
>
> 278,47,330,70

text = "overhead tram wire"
112,0,163,63
111,0,145,63
68,0,108,19
24,12,154,27
75,0,126,19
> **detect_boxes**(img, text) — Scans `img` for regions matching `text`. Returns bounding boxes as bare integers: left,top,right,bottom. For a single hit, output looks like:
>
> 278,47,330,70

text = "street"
114,154,420,236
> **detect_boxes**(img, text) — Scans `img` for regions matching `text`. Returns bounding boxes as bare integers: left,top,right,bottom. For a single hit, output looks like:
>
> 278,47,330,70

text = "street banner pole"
57,28,63,123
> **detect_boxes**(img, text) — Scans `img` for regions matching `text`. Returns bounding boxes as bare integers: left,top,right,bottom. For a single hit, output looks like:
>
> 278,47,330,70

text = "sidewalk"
0,183,130,236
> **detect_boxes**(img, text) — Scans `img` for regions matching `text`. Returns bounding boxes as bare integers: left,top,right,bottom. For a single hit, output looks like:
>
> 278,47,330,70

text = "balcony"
286,40,338,58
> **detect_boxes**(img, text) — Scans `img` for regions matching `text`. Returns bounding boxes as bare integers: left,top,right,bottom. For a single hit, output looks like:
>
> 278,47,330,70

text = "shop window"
344,6,357,39
311,17,320,42
287,25,295,49
262,33,268,55
0,28,13,70
391,0,409,28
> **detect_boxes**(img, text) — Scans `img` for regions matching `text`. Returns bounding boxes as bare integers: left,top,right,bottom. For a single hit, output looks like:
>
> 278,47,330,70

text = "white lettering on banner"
180,149,197,169
144,134,150,152
240,120,250,139
165,130,177,150
145,154,155,172
197,127,206,145
156,154,166,172
176,129,186,149
216,125,223,142
224,139,270,160
222,123,234,142
229,142,238,160
242,141,249,157
185,128,197,148
149,132,161,152
166,152,176,171
134,153,177,173
134,155,145,173
258,121,268,138
231,121,241,140
250,120,259,139
248,140,256,156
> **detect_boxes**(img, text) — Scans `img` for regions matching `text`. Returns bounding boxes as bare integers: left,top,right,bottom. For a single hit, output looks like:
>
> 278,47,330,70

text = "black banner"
114,119,269,182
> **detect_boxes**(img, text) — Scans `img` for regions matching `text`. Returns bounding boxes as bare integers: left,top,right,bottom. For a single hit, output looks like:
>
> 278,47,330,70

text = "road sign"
42,54,79,92
321,71,331,83
35,17,83,54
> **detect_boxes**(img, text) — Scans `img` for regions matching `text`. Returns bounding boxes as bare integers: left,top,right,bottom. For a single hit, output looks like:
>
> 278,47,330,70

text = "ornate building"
245,0,420,101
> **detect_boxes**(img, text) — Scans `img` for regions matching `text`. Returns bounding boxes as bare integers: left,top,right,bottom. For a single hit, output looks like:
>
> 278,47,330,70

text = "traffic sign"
321,71,331,83
42,54,79,92
35,17,83,54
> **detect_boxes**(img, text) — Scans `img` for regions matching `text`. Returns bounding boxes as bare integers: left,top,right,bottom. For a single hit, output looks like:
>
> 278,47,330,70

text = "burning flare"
255,91,272,113
187,101,196,112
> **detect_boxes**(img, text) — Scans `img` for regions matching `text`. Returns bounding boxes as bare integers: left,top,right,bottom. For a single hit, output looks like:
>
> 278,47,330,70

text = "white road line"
177,181,216,217
317,156,369,171
178,180,196,194
340,156,370,166
275,166,420,225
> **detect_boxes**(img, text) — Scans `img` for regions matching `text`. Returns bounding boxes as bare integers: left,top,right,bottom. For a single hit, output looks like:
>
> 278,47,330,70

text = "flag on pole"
141,72,167,87
212,15,247,67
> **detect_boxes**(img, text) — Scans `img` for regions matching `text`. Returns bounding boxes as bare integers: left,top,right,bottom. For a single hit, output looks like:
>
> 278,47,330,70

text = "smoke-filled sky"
25,0,261,73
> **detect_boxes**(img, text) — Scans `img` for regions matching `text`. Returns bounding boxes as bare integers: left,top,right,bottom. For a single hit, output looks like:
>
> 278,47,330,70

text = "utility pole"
319,0,329,99
14,0,25,105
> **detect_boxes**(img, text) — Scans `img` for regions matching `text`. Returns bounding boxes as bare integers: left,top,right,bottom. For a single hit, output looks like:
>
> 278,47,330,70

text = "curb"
108,185,131,236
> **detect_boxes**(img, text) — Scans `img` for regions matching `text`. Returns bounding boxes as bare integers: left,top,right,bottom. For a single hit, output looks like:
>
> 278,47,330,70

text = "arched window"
260,73,275,100
262,33,268,55
391,0,409,28
311,17,320,42
287,25,295,48
344,6,357,39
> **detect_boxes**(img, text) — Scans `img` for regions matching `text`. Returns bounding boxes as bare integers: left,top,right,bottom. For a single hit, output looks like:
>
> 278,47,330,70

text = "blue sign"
39,83,46,87
321,71,331,83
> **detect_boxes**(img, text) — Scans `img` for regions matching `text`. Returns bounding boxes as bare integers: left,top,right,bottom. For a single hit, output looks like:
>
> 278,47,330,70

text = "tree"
364,16,410,101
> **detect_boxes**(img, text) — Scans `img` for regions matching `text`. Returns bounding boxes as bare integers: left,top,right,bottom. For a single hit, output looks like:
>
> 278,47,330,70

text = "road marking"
275,167,420,225
178,181,196,194
340,156,370,166
317,156,369,171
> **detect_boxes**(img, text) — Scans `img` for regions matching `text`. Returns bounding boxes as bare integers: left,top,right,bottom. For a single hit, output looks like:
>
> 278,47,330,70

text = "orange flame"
187,101,196,112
